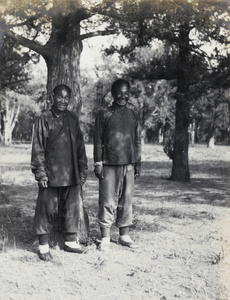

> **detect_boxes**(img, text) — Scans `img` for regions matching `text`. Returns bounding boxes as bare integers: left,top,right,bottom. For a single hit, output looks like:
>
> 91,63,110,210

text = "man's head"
53,84,71,113
111,79,130,106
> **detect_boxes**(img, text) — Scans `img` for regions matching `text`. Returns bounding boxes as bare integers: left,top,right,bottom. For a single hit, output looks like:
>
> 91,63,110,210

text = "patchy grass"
0,143,230,300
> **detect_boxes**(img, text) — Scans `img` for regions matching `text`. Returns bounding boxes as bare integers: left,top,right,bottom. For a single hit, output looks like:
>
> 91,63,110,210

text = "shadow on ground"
1,155,229,252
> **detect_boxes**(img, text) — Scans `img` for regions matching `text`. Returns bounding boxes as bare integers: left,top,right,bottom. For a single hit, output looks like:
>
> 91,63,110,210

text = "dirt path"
0,144,230,300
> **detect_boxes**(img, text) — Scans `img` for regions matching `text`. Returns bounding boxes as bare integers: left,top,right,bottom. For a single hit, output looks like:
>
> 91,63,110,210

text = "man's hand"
38,179,48,188
94,165,103,179
134,163,141,179
80,172,87,186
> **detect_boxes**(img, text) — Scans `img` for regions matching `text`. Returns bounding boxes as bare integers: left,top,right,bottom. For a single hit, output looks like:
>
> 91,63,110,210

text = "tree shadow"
0,183,37,252
126,159,230,232
1,157,229,250
135,160,230,206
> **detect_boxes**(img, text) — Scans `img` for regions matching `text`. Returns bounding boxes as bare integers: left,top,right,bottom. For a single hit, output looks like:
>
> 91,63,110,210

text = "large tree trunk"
172,93,190,181
43,14,83,114
171,24,190,182
43,14,89,245
3,5,89,242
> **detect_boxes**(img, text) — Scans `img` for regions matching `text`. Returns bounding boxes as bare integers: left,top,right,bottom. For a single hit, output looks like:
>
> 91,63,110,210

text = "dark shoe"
64,244,88,254
38,251,53,261
118,238,139,249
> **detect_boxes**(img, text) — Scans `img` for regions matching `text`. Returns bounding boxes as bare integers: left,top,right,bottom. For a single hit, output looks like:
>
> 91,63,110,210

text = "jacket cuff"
37,177,48,182
34,171,48,182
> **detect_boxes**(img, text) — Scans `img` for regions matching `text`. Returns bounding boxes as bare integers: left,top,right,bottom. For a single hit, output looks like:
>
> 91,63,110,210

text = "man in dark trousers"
31,84,88,260
94,79,141,251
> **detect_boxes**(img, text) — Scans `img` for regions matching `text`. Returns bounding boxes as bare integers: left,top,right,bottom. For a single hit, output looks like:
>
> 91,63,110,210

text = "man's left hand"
80,172,87,185
134,163,141,179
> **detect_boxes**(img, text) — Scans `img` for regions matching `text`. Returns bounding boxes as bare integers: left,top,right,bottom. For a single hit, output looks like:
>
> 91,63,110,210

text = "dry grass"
0,143,230,300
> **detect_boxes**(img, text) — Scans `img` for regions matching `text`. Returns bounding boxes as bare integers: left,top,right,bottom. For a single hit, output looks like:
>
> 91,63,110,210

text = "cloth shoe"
98,237,110,251
64,242,88,254
118,235,139,249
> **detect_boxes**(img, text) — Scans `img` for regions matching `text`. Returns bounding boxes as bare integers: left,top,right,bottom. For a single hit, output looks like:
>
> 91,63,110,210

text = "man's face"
113,84,129,106
53,89,71,113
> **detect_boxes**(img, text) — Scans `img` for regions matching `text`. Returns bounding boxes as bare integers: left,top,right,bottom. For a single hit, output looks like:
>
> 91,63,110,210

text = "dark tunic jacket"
94,103,141,165
31,108,87,186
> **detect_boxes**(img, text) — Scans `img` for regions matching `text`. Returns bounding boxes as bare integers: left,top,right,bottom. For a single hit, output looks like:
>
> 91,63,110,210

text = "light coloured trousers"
98,164,134,228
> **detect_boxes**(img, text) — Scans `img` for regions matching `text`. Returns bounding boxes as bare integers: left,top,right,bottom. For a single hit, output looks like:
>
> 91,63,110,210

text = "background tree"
12,86,46,142
0,38,31,145
191,88,230,147
105,0,230,181
188,51,230,146
126,79,176,144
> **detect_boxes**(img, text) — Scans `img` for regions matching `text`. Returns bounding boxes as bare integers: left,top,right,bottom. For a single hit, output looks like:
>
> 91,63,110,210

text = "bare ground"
0,143,230,300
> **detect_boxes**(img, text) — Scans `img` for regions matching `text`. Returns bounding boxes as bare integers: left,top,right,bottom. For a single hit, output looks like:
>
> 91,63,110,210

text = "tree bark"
172,94,190,181
171,24,190,182
44,15,83,114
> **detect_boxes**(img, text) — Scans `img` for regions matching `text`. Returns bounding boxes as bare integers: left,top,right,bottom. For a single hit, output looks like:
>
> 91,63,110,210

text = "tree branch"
81,29,118,40
5,29,47,57
7,16,38,29
2,78,31,89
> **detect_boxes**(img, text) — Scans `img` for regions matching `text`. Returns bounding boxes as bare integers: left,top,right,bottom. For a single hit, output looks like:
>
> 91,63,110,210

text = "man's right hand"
94,165,103,179
38,179,48,188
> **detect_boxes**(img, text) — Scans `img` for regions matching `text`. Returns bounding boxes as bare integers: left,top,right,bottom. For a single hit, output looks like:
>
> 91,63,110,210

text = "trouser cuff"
38,234,49,245
119,226,129,236
100,226,110,238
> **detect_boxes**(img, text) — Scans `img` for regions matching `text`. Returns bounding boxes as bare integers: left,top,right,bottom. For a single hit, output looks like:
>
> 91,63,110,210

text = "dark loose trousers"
98,164,134,228
34,185,83,235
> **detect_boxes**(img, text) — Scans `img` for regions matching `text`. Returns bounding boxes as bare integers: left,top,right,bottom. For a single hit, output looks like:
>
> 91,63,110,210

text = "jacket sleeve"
76,120,88,174
134,111,142,163
31,116,48,181
93,110,104,163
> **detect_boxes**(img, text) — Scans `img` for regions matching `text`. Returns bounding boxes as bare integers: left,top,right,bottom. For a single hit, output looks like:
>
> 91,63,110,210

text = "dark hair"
53,84,72,96
111,79,130,95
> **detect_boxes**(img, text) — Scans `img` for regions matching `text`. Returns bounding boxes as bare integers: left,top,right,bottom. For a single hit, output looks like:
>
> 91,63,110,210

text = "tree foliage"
1,0,230,182
0,37,32,144
103,0,230,181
